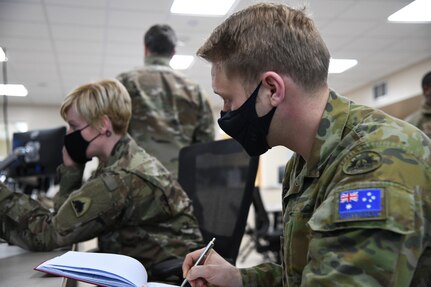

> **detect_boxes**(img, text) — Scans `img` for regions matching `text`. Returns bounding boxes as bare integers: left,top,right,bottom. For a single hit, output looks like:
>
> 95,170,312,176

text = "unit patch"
71,197,92,218
336,188,385,222
343,151,382,175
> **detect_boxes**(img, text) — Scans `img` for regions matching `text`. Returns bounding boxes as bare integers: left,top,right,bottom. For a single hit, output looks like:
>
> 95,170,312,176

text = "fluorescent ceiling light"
388,0,431,23
0,84,28,97
170,55,194,70
0,47,6,62
171,0,236,16
329,59,358,74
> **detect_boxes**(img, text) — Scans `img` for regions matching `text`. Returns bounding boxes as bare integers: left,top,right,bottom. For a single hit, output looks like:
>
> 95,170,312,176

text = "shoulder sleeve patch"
336,188,385,222
100,173,119,192
343,151,382,175
70,197,92,218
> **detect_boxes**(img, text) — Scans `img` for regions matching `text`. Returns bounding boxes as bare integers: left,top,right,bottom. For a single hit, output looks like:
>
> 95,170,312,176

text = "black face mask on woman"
217,82,276,156
64,125,100,164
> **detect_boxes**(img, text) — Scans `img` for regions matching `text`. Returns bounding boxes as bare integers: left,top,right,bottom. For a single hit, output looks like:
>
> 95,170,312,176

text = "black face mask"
64,125,100,164
218,82,276,156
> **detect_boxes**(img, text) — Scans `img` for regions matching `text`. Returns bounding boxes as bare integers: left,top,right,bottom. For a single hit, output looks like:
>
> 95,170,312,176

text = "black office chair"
152,139,259,282
240,187,283,264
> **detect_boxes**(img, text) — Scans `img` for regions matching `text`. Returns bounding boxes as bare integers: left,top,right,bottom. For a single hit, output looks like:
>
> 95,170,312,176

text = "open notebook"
34,251,178,287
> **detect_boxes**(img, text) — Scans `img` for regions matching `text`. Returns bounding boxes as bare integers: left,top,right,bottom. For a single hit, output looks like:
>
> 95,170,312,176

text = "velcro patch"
336,188,385,222
71,197,92,218
101,174,119,192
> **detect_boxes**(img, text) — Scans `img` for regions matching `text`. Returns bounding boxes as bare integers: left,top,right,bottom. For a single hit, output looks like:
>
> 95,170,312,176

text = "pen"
180,237,216,287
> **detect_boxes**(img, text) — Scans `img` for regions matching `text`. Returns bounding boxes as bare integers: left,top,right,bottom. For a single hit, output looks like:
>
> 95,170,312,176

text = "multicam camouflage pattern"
405,102,431,139
0,135,203,276
117,56,215,179
240,91,431,286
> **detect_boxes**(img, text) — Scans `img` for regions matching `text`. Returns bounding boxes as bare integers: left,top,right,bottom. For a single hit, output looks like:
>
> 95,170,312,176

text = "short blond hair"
60,79,132,134
197,3,330,92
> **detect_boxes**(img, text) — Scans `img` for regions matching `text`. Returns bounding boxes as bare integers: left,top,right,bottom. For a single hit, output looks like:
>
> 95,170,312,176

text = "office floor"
237,235,273,268
236,186,282,268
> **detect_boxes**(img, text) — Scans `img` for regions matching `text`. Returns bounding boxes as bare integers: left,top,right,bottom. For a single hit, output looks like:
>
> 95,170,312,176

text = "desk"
0,243,66,287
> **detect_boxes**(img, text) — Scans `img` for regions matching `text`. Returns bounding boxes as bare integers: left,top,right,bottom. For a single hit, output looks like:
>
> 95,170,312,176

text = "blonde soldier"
0,79,202,279
405,71,431,138
182,3,431,287
117,24,215,179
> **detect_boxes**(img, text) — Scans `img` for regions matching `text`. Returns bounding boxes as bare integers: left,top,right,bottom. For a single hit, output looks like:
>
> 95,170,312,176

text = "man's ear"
262,71,285,106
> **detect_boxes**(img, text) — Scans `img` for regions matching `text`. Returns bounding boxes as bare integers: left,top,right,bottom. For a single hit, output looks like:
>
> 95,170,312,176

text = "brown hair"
60,79,132,134
144,24,177,57
197,3,330,92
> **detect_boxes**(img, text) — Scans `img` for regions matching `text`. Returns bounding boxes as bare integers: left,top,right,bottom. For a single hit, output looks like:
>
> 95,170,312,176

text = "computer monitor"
7,126,66,178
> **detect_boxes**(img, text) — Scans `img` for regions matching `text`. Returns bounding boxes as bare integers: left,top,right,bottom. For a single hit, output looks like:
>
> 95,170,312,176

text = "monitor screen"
7,126,66,178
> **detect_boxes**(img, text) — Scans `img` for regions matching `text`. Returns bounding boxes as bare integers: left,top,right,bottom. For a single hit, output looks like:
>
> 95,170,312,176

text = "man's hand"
182,249,243,287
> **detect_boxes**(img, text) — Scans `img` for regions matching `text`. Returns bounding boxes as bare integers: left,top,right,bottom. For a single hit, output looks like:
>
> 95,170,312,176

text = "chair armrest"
151,258,184,280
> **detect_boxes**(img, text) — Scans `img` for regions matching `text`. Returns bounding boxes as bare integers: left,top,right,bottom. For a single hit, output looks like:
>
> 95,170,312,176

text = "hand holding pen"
181,238,242,287
180,238,216,287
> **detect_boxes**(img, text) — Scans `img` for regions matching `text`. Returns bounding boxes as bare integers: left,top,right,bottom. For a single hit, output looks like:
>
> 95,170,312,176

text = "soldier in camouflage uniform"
117,24,215,179
0,79,202,279
404,71,431,138
182,3,431,287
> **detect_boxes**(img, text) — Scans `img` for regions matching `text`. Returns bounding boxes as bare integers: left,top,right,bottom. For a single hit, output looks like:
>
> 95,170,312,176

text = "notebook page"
147,283,179,287
38,251,147,286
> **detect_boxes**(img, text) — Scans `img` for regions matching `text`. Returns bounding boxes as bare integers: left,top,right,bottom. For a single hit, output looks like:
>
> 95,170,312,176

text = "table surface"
0,243,67,287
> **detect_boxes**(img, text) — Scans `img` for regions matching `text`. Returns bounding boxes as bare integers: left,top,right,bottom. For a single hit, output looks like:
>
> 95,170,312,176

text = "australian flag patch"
336,188,385,221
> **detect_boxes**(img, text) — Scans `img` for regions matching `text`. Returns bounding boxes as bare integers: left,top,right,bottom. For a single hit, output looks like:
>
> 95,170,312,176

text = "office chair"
151,139,259,282
240,187,283,264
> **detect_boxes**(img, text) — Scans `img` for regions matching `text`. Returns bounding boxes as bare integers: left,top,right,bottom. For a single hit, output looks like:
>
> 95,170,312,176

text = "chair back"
178,139,259,265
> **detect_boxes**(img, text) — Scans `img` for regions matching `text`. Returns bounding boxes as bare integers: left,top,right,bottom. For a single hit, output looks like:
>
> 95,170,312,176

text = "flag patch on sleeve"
336,188,385,222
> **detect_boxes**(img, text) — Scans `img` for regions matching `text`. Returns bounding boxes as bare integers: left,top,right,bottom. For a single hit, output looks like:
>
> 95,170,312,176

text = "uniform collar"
144,56,172,67
305,90,351,177
100,134,132,168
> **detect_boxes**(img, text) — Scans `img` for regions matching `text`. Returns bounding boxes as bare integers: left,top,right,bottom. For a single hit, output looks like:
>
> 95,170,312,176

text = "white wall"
5,104,63,130
260,146,293,189
345,57,431,108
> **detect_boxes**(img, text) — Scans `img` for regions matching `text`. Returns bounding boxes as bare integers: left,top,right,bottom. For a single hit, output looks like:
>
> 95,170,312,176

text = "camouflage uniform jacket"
0,135,203,274
404,101,431,139
240,91,431,286
117,56,215,179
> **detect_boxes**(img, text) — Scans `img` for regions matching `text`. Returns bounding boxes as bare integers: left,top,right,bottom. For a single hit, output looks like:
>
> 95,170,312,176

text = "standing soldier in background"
117,24,215,179
405,71,431,138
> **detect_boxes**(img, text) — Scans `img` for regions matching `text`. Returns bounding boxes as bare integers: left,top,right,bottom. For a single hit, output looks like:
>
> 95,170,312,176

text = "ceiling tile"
44,0,107,8
108,10,167,29
109,0,172,12
46,5,106,26
0,1,45,22
51,24,105,41
0,20,49,38
54,39,103,54
0,36,53,53
340,0,411,21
